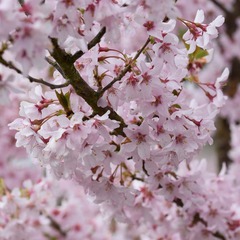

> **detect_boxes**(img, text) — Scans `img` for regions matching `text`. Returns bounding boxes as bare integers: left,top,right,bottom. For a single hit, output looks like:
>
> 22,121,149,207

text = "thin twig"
28,76,70,89
45,56,67,79
98,37,151,96
0,55,69,89
71,26,106,62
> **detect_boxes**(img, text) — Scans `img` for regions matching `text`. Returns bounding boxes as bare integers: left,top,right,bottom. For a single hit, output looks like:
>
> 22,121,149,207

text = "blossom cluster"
0,0,176,74
0,177,139,240
1,0,240,239
0,96,41,189
9,6,225,196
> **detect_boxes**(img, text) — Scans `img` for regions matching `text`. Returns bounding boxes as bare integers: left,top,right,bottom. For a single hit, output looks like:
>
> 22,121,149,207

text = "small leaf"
194,47,208,59
171,104,181,109
178,28,186,39
55,90,73,116
149,36,155,44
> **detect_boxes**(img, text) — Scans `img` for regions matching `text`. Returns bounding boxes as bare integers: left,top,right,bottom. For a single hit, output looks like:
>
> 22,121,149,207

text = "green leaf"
188,46,208,61
55,90,73,116
194,47,208,59
171,104,181,109
178,28,187,39
149,36,155,44
44,233,58,240
181,38,208,61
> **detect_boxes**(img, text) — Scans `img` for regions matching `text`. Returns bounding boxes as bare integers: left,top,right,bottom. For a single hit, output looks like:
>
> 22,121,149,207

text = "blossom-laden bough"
1,0,240,239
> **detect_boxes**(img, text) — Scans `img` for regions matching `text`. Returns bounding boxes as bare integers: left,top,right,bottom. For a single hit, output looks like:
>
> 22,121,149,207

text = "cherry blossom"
181,9,224,53
1,0,240,239
0,177,140,240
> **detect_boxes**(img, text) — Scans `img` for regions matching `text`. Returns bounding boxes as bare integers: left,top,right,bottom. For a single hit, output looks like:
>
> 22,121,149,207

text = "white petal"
207,25,218,35
194,10,204,23
138,143,150,160
211,15,225,27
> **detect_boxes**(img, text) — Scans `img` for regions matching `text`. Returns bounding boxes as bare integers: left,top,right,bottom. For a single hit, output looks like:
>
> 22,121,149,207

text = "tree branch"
213,1,240,170
210,0,230,14
50,37,127,136
210,0,240,37
71,26,106,62
47,216,67,237
0,55,70,89
98,37,151,96
214,117,231,170
50,37,100,105
28,76,70,89
213,232,226,240
18,0,24,5
45,56,67,79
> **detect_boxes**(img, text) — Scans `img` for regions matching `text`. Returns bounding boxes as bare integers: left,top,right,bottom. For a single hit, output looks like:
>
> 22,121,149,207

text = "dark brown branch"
213,232,226,240
0,56,21,74
173,198,184,207
18,0,24,5
213,0,240,170
131,175,144,182
99,37,151,96
50,37,127,136
171,199,227,239
45,56,67,79
211,0,240,37
71,26,106,62
214,58,240,169
142,160,149,176
210,0,230,14
214,118,231,170
28,76,70,89
214,58,240,170
50,37,101,106
48,216,67,237
0,55,70,89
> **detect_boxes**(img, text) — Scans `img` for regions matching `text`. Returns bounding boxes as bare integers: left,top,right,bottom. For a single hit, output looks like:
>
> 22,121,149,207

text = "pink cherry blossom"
0,1,239,239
